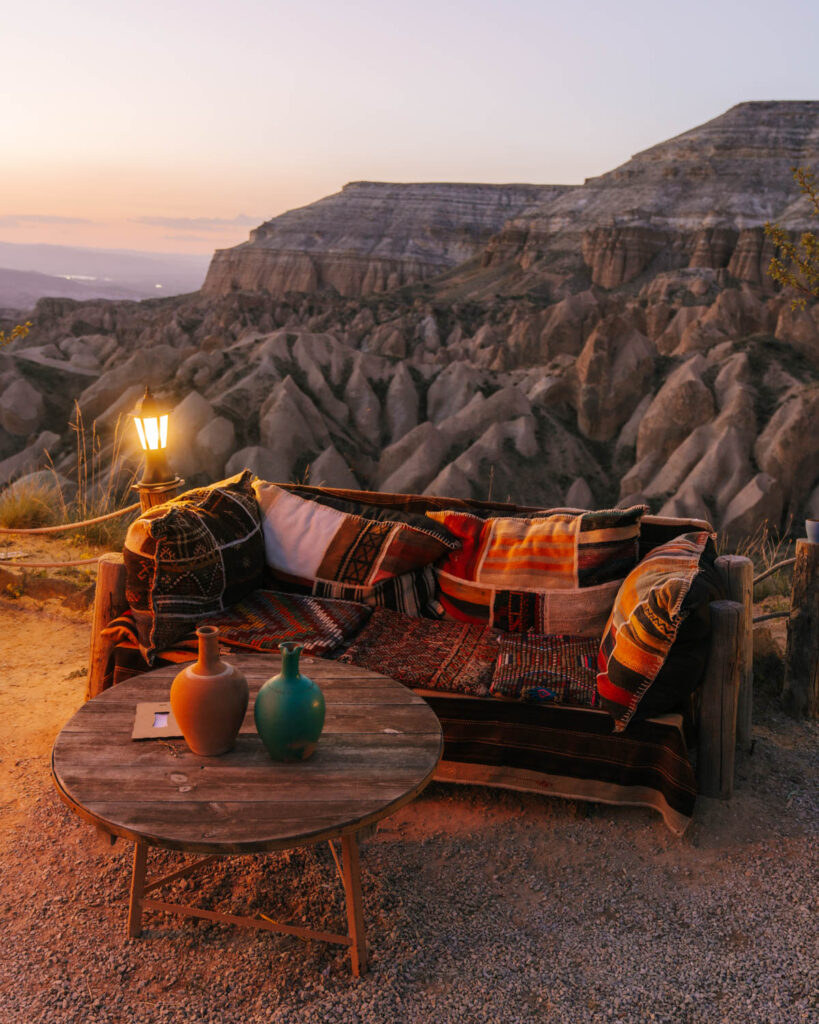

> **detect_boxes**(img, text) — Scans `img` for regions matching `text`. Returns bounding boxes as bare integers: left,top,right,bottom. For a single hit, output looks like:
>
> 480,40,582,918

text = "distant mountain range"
0,242,210,310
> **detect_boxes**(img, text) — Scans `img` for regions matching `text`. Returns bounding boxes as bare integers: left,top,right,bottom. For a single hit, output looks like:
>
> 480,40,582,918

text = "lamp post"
132,387,183,511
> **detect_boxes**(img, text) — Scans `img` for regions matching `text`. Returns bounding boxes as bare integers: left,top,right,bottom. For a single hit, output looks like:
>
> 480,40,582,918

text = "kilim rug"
204,590,372,656
336,606,501,696
491,633,600,707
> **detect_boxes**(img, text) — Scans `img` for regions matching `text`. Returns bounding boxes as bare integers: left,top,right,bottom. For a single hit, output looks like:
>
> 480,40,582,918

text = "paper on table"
132,702,183,740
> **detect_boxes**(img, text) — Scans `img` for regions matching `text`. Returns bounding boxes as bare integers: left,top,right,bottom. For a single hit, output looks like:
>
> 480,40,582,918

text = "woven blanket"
491,633,600,706
425,695,697,835
336,606,501,696
104,590,372,688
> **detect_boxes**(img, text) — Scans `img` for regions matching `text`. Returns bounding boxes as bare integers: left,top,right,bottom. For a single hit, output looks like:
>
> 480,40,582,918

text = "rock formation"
202,182,563,298
2,101,818,544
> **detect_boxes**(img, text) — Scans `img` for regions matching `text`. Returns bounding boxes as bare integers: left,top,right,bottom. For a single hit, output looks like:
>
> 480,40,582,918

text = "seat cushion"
123,470,265,660
596,531,719,731
336,606,501,696
490,633,600,707
425,505,646,634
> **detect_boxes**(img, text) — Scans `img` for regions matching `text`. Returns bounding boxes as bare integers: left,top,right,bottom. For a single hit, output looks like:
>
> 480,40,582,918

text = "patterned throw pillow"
123,470,265,660
254,482,459,615
425,506,646,635
337,606,500,696
490,633,600,707
596,531,716,731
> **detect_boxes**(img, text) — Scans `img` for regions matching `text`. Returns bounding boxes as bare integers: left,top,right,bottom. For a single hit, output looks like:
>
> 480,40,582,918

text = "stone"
635,356,714,462
378,422,447,488
225,446,290,482
385,363,419,444
437,386,532,450
755,390,819,509
721,473,784,547
0,431,61,487
343,360,382,441
564,477,594,509
195,416,236,483
427,362,483,423
0,377,46,436
259,377,330,476
573,317,655,441
77,346,181,422
308,445,359,489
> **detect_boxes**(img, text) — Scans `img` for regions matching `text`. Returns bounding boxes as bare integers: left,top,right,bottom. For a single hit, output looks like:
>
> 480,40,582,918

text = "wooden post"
85,552,128,700
697,600,742,799
715,555,754,751
341,832,368,977
127,840,148,939
783,539,819,719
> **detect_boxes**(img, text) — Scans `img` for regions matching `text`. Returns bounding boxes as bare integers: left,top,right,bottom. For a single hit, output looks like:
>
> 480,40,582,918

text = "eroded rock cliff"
202,182,565,298
3,101,818,542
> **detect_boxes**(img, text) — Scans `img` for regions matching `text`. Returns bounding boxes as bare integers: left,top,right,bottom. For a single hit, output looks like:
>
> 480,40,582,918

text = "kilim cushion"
490,633,600,706
123,470,265,660
253,481,459,614
203,590,371,657
425,505,646,634
336,606,501,696
596,531,717,731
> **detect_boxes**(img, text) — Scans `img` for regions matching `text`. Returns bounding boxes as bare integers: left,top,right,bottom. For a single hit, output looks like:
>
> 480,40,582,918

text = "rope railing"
0,502,140,570
0,502,140,535
751,556,797,625
753,557,797,587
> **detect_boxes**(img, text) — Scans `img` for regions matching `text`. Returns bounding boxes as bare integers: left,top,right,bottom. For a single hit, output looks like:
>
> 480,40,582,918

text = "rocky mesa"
2,101,818,543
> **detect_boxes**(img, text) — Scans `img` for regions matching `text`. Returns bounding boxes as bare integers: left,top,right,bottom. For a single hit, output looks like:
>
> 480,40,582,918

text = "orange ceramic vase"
170,625,249,756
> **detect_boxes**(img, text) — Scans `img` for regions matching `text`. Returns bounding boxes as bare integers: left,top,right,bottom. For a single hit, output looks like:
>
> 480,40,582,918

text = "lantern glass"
133,412,168,451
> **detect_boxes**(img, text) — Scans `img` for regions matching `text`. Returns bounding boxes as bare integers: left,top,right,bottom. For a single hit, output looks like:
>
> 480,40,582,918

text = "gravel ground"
0,596,817,1024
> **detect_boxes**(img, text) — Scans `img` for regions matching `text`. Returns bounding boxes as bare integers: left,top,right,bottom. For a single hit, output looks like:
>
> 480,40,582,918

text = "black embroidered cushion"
123,470,265,660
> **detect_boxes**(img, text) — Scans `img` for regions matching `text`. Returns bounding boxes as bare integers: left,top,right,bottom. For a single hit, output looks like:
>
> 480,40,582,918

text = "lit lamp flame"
132,387,182,508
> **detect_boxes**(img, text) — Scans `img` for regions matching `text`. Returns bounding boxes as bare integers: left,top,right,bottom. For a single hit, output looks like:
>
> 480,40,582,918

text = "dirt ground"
0,538,816,1024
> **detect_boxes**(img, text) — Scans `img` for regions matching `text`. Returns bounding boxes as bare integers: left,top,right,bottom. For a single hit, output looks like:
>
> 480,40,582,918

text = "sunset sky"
4,0,817,255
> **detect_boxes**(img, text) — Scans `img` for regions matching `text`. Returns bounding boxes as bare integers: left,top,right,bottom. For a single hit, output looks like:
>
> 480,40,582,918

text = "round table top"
52,653,443,854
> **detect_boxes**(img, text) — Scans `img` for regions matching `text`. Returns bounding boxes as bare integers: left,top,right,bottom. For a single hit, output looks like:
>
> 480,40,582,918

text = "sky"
3,0,818,255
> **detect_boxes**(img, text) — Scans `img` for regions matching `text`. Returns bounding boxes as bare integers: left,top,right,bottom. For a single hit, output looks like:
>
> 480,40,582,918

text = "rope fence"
751,556,797,625
0,502,140,570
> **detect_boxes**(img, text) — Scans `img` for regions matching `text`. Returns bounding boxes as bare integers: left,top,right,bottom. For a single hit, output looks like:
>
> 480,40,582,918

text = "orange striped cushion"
426,506,646,633
596,531,715,731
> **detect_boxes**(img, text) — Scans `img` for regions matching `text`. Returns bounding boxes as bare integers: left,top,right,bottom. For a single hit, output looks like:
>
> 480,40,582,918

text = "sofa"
86,472,753,835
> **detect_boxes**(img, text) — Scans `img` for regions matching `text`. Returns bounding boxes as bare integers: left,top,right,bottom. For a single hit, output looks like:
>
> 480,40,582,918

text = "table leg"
341,832,367,976
127,840,148,938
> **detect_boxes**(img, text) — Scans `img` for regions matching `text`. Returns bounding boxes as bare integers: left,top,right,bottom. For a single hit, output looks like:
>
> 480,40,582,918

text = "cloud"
134,214,262,232
0,213,93,227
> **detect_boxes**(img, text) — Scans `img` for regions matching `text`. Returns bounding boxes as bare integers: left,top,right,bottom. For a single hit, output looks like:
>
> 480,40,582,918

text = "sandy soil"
0,539,816,1023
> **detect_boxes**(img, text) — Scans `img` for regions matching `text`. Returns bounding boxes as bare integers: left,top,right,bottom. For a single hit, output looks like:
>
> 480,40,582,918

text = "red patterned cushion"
425,506,645,634
337,606,500,696
596,531,716,731
254,482,458,614
123,471,264,660
491,633,600,706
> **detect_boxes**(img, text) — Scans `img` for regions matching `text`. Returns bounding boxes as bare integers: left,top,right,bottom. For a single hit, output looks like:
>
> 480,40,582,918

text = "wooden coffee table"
51,653,443,976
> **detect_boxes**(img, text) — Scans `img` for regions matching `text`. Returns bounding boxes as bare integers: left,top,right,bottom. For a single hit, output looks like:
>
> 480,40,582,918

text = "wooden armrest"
86,552,128,700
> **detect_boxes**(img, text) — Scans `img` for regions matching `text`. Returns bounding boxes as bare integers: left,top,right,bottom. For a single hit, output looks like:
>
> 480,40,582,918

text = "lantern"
132,387,182,510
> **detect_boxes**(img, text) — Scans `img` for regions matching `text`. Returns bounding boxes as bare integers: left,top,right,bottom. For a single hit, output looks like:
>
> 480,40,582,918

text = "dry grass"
0,478,58,528
733,518,796,600
0,405,137,546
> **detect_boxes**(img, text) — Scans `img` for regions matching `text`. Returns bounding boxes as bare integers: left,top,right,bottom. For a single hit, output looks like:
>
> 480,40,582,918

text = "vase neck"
279,643,303,680
195,627,222,675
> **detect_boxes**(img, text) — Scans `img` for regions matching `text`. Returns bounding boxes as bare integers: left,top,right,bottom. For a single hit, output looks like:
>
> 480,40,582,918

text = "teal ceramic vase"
254,643,326,761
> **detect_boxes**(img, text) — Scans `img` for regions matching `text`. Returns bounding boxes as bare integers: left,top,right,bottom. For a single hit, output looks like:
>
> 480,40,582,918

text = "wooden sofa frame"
85,502,754,804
